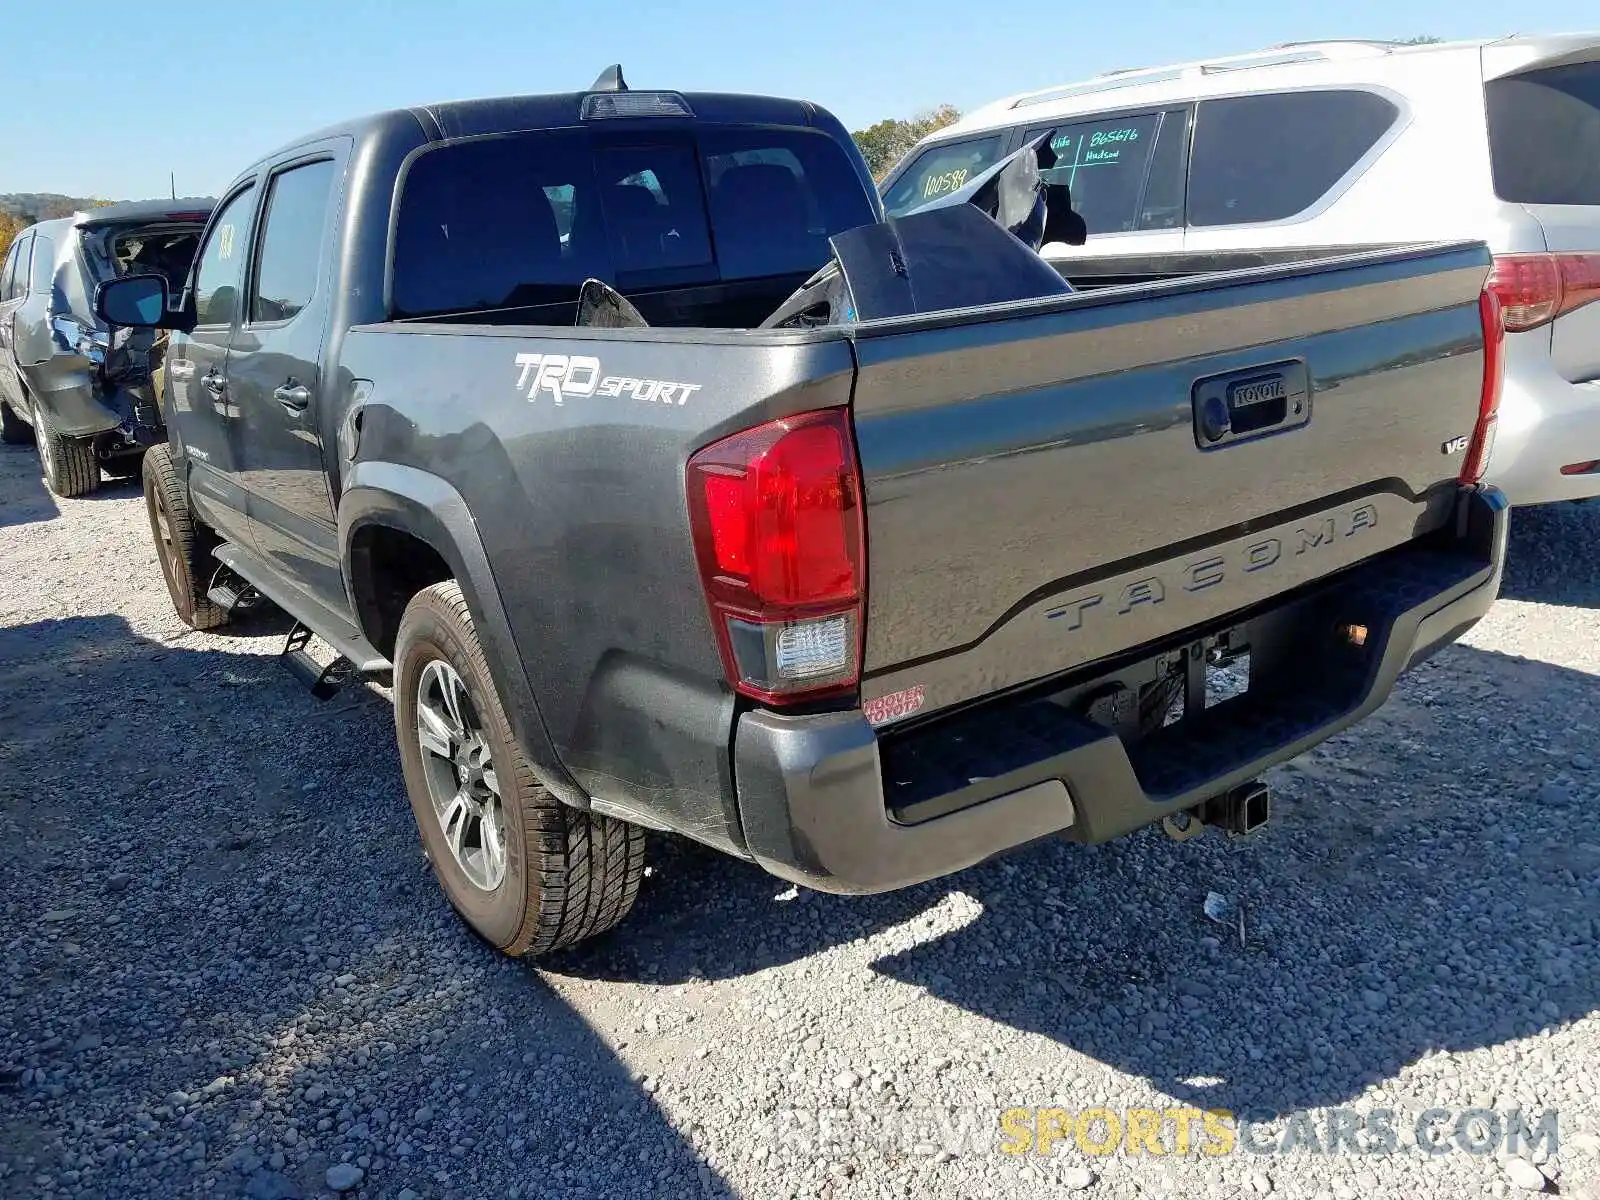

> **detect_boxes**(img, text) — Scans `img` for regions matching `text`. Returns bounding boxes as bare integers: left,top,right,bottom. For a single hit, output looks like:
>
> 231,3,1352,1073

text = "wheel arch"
339,460,587,809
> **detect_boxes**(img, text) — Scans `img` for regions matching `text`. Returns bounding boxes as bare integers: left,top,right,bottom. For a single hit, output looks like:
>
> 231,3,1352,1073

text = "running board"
205,563,261,615
282,622,343,700
210,540,389,674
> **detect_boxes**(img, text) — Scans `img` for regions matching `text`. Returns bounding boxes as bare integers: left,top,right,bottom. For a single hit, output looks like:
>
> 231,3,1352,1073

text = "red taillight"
1461,286,1506,485
687,408,866,705
1486,253,1600,332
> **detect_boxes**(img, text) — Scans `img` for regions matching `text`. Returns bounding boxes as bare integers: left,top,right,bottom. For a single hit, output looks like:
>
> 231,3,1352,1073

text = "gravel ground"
2,441,1599,1200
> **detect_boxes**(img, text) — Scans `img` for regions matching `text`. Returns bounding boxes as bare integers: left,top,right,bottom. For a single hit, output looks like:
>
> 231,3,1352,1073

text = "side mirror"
95,274,174,329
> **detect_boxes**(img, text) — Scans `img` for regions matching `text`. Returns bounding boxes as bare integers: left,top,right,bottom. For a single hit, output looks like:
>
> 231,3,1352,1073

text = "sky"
4,0,1598,200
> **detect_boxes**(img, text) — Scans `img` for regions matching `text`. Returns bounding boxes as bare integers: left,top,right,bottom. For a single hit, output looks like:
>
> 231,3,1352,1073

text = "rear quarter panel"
336,323,855,851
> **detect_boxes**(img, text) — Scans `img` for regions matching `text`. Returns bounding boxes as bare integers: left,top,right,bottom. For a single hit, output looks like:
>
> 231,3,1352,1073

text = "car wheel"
393,581,646,956
32,399,99,497
141,443,228,630
0,400,32,446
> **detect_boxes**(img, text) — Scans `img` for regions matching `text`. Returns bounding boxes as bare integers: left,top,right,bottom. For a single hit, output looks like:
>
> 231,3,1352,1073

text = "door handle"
274,383,311,411
202,374,227,397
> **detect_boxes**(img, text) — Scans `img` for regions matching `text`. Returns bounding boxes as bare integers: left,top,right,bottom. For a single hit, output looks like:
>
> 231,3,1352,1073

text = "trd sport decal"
513,352,702,407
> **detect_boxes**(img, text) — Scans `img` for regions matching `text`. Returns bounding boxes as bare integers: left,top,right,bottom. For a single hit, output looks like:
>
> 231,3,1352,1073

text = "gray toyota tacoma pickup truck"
96,67,1509,957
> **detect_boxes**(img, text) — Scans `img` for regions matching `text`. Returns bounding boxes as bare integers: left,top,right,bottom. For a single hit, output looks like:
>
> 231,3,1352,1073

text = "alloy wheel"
34,402,55,482
415,659,507,892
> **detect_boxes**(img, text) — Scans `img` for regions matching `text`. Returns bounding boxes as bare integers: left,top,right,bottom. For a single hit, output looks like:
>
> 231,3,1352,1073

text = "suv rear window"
880,135,1006,216
1487,62,1600,205
390,127,875,319
1188,89,1399,227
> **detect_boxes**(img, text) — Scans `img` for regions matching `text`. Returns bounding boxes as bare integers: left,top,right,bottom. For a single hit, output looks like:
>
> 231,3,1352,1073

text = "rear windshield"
83,223,205,290
1487,61,1600,205
389,126,876,319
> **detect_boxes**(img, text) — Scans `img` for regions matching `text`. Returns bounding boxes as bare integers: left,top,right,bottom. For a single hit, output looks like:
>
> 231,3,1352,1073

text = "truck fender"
338,460,587,810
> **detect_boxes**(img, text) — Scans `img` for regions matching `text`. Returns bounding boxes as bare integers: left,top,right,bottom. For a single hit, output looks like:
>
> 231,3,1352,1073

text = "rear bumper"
1484,351,1600,506
733,486,1508,894
22,358,164,443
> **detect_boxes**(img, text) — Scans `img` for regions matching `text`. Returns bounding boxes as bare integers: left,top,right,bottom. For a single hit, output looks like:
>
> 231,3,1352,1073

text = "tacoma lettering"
1045,505,1380,631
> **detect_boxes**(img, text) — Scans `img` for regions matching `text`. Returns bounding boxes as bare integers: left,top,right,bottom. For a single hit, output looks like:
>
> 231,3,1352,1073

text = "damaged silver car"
0,198,213,496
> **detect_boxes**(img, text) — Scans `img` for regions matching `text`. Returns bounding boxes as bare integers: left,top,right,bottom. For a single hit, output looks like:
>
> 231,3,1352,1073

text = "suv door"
225,149,345,611
0,233,32,413
165,182,259,549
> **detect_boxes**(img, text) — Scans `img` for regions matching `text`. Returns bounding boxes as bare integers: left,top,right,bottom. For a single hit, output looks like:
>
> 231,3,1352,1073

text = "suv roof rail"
1005,39,1403,109
1269,38,1406,50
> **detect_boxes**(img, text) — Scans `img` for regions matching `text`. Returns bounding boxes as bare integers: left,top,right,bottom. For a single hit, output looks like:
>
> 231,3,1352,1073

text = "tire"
394,581,646,956
141,443,228,630
32,398,100,497
0,400,31,446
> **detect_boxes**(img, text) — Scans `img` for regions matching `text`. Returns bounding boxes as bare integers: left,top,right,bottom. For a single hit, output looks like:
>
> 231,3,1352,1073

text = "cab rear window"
1487,62,1600,206
389,126,875,319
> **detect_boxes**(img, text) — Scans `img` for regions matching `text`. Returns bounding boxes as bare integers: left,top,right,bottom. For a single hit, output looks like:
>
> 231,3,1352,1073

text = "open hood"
757,129,1086,328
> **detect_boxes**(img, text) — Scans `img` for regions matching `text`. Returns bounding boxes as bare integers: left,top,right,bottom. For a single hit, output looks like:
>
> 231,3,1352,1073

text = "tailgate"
850,242,1493,722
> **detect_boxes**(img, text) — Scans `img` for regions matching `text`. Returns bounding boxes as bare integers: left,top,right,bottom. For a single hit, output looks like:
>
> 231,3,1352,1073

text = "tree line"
0,194,117,259
850,104,962,181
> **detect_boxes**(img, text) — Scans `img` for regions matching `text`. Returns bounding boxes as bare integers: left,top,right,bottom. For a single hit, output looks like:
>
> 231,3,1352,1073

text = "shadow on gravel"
1498,498,1600,608
556,643,1600,1124
0,444,57,529
0,613,730,1200
79,477,143,502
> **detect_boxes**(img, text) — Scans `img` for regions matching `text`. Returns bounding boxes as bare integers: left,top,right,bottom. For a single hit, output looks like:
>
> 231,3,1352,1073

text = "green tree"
0,213,20,261
852,104,962,181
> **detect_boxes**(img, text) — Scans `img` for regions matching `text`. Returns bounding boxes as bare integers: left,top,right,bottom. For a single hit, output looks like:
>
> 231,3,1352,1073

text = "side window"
1188,89,1399,227
251,159,338,324
29,235,55,296
1028,112,1164,236
3,235,32,301
880,135,1007,216
192,186,257,327
1486,62,1600,205
0,240,19,301
543,184,576,242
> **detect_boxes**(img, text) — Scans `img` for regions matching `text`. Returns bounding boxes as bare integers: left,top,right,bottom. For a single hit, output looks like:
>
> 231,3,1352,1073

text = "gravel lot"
2,441,1599,1200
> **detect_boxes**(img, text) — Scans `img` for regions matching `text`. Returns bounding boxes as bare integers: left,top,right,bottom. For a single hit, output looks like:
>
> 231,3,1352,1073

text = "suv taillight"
687,408,866,705
1486,253,1600,332
1461,286,1506,485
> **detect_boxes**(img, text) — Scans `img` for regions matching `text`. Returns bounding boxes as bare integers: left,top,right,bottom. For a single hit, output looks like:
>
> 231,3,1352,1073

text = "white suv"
879,34,1600,507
